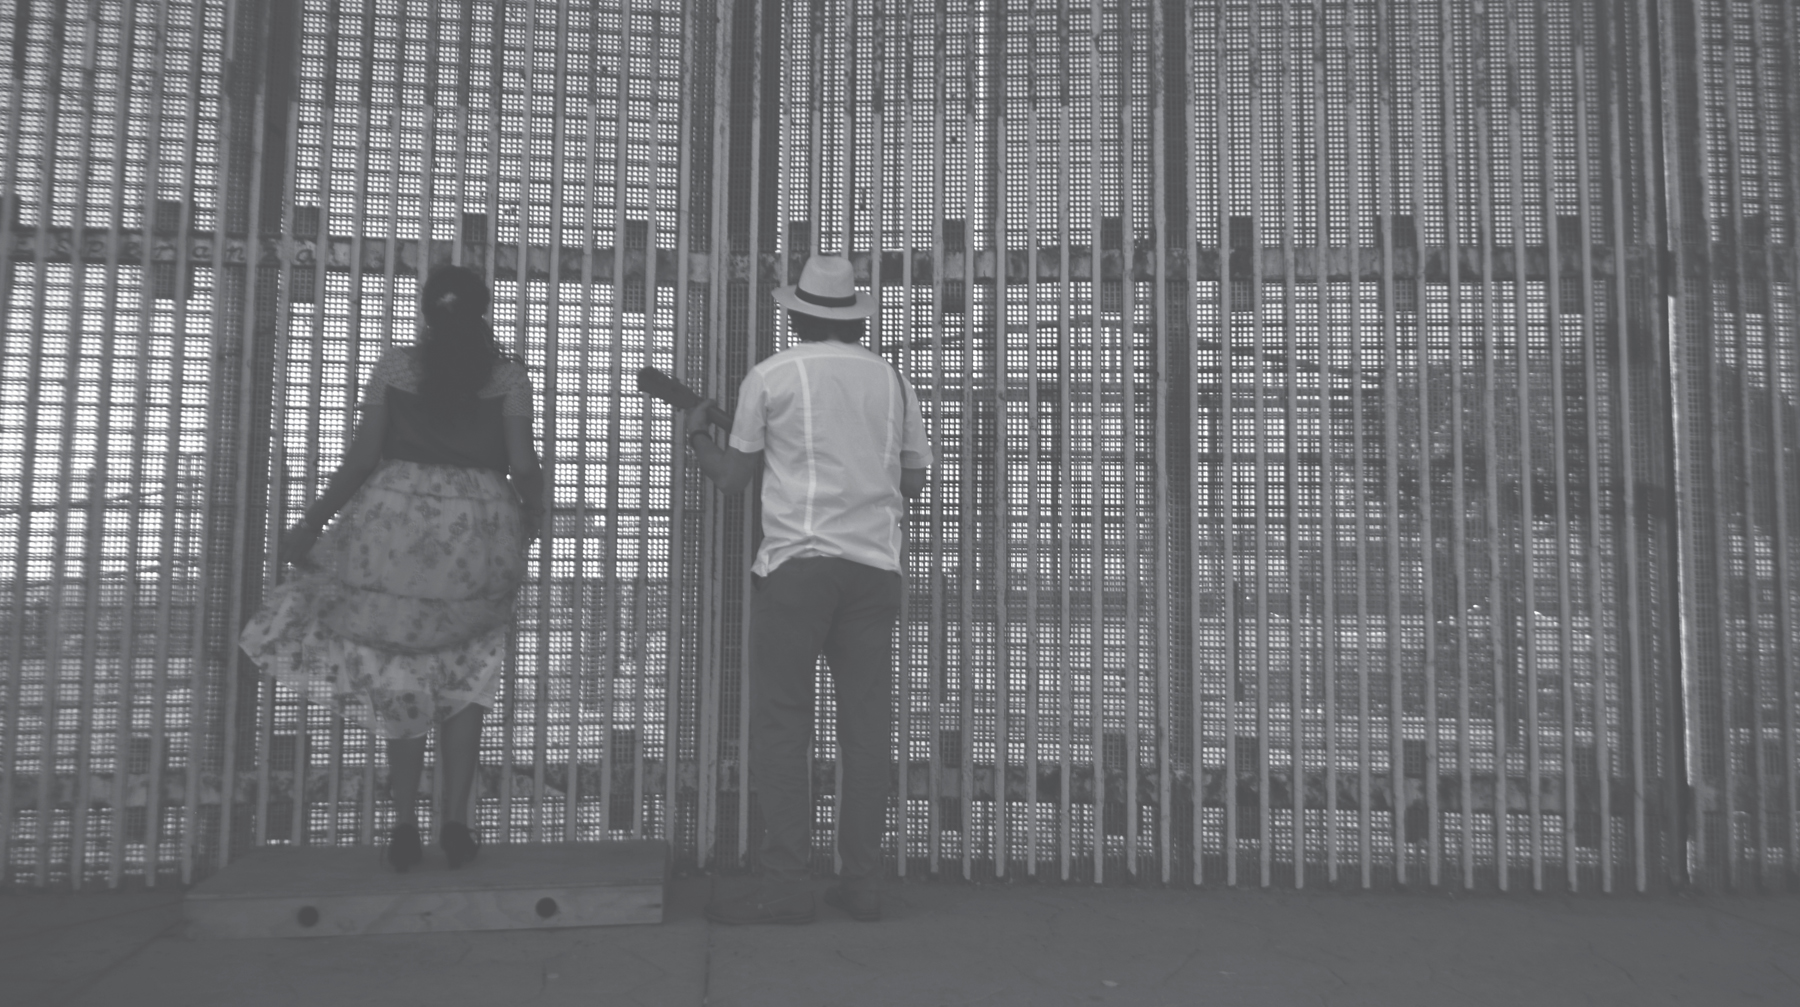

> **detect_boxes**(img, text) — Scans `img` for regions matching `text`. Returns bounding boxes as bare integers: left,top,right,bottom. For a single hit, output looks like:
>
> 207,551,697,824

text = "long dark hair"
418,265,499,412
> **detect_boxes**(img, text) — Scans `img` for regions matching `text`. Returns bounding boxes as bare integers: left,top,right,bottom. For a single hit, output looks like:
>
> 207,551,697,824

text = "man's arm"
682,398,760,493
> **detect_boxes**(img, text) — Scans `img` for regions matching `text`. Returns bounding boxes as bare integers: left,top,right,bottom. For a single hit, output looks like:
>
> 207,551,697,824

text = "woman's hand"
279,520,322,567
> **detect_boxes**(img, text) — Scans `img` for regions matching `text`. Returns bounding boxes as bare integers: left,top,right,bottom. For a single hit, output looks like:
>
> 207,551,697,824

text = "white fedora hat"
771,254,875,320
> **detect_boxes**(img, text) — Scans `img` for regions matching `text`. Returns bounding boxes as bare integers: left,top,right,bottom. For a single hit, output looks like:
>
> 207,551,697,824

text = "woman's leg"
438,703,485,824
386,735,427,824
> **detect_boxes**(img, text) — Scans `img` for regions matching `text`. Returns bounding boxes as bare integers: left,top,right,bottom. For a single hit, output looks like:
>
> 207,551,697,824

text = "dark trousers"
749,555,902,891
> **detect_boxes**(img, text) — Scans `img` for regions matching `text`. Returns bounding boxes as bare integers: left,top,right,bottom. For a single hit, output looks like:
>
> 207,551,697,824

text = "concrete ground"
4,875,1799,1007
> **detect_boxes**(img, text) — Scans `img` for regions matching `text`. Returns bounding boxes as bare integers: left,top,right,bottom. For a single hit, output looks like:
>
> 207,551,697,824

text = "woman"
241,265,543,871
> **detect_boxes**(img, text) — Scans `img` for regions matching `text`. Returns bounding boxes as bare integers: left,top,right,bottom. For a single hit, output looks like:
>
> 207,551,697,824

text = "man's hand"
683,399,719,440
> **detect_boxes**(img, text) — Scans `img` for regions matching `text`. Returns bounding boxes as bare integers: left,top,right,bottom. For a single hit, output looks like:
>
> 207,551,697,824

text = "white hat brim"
771,284,876,320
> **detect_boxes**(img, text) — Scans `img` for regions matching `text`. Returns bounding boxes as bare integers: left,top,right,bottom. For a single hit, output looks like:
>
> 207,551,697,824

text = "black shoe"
823,885,880,922
704,883,815,926
441,820,481,869
386,820,423,873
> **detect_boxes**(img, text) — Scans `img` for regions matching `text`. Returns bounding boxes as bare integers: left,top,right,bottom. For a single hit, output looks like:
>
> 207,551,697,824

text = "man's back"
728,339,933,577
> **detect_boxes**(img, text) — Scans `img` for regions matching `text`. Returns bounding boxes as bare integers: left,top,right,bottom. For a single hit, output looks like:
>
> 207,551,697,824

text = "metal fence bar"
1279,0,1304,889
1022,0,1042,880
1148,0,1172,889
1780,0,1800,885
1571,28,1610,892
1215,0,1237,889
1344,0,1373,888
1084,0,1103,886
1433,0,1472,891
100,0,148,887
1403,0,1435,890
60,10,103,892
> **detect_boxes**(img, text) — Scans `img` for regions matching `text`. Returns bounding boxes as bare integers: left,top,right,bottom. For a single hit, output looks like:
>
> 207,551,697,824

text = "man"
683,254,932,925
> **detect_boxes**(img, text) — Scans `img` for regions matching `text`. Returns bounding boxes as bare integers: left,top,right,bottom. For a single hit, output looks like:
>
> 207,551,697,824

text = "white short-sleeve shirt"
728,339,934,576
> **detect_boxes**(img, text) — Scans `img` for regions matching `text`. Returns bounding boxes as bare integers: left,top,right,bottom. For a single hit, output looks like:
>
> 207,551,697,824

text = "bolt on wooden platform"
184,839,667,939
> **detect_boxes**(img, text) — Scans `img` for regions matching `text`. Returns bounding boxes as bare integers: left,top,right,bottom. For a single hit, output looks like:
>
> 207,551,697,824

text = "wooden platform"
185,840,666,939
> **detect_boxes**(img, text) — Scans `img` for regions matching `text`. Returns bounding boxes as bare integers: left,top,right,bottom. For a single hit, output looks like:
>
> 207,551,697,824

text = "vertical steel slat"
1437,0,1473,891
1682,0,1728,886
572,0,604,844
1372,0,1406,887
1528,0,1574,891
175,0,216,877
327,3,373,851
924,0,945,878
1216,0,1236,889
600,0,629,841
1148,0,1173,887
893,0,912,876
960,0,977,880
1342,0,1370,887
218,0,278,870
482,0,508,843
990,0,1011,880
1601,0,1645,891
257,8,306,852
1311,0,1338,886
63,7,109,888
1633,0,1664,893
1405,0,1440,890
365,27,402,851
1181,0,1201,890
827,0,852,881
1670,0,1713,889
1570,31,1612,891
1725,0,1760,884
75,470,104,885
154,0,206,877
292,0,333,851
1279,0,1303,888
507,0,540,846
1737,0,1786,885
637,2,666,844
780,0,801,863
1500,0,1540,890
1118,0,1141,883
1056,0,1074,881
1470,0,1507,891
866,0,886,870
338,5,377,849
1779,0,1800,882
1085,0,1104,885
1023,0,1041,879
102,0,147,886
666,0,696,853
736,0,761,866
1247,0,1271,890
696,0,731,870
535,0,565,845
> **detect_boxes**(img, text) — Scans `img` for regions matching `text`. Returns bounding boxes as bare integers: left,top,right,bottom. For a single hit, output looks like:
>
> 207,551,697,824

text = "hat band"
796,286,859,309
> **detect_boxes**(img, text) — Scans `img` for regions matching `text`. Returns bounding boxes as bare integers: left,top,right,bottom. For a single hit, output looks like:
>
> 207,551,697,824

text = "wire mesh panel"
739,0,1682,891
252,0,720,861
1662,0,1800,891
0,0,273,887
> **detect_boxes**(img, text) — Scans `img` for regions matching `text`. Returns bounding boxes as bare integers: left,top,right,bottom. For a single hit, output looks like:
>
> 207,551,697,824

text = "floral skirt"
240,460,528,740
